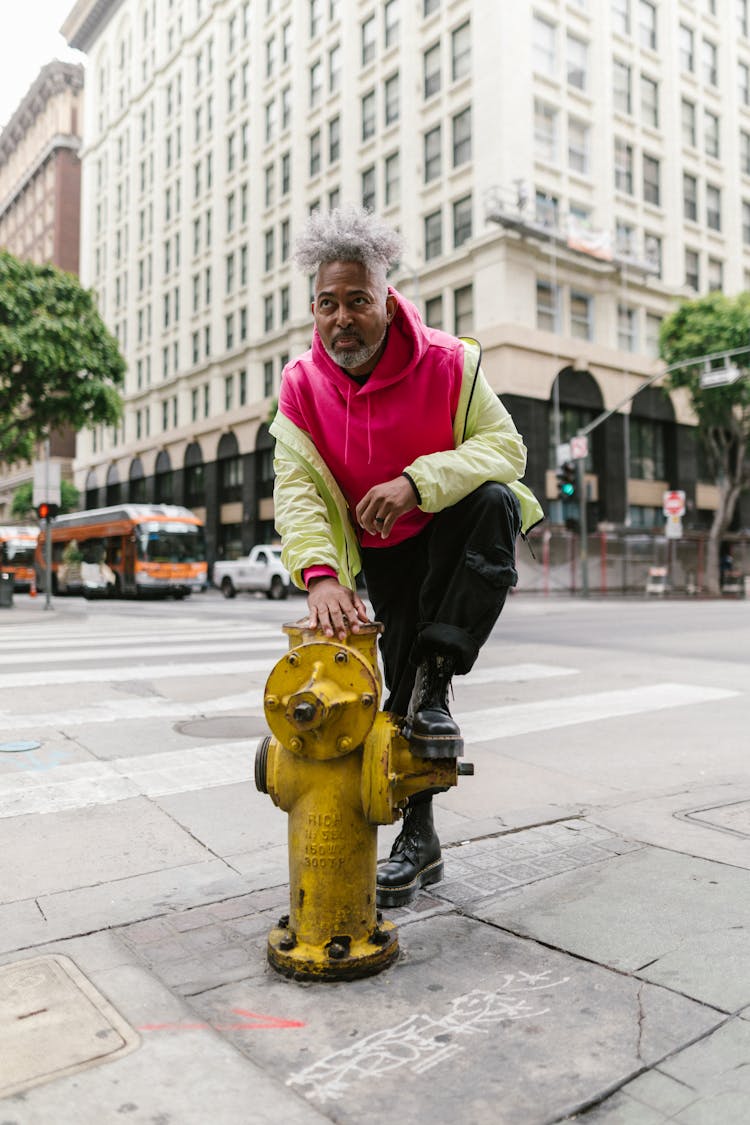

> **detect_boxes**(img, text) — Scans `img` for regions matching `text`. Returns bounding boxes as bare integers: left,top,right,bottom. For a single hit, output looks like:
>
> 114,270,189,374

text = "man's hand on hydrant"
307,576,370,640
356,475,418,539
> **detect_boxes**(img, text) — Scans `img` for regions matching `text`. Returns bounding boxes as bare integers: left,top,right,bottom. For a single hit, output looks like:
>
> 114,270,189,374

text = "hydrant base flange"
267,922,399,982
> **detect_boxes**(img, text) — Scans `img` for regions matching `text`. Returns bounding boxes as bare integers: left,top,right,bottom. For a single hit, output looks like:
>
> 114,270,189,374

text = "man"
270,207,543,908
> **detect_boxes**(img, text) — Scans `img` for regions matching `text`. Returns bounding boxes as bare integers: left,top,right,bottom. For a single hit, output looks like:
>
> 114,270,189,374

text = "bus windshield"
1,541,36,565
135,521,206,563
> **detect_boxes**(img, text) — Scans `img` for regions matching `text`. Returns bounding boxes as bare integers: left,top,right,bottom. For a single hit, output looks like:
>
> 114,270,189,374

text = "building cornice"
0,134,81,219
62,0,125,53
0,61,83,166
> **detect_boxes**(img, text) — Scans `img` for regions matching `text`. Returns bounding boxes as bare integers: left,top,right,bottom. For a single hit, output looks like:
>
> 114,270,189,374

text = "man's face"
313,260,397,376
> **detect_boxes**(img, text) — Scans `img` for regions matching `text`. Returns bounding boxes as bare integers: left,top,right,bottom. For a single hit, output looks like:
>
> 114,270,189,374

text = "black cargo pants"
361,481,522,718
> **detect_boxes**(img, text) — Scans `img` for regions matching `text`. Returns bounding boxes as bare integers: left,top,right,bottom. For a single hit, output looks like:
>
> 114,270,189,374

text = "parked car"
212,544,291,600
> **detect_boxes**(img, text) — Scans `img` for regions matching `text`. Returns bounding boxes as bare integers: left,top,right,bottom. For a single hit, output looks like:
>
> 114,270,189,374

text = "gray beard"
323,328,387,372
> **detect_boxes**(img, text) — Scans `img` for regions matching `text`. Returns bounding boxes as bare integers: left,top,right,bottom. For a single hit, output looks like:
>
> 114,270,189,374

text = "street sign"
665,513,683,539
570,435,589,460
662,490,686,517
32,461,61,508
700,366,741,389
555,442,571,466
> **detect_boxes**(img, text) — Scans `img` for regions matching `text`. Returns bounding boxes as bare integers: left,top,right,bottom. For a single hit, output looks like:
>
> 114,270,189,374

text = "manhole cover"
174,715,267,739
0,954,139,1098
0,740,41,754
678,799,750,839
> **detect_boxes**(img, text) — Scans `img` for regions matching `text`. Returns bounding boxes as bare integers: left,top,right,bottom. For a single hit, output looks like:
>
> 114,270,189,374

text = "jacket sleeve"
403,365,528,513
273,441,342,589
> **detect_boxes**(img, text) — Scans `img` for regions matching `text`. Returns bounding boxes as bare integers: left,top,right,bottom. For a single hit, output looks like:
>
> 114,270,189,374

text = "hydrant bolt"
328,943,347,959
277,914,289,928
293,701,318,725
278,933,296,952
361,694,374,708
287,652,300,667
337,736,353,752
264,695,279,710
370,928,390,947
289,736,303,752
334,651,348,664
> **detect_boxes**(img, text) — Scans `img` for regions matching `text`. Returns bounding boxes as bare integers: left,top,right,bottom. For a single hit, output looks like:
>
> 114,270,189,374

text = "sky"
0,0,85,131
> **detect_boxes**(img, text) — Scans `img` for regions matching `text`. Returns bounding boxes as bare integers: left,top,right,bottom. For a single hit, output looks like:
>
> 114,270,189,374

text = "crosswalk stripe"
0,690,264,732
3,637,287,667
0,657,280,689
0,627,283,652
459,682,738,743
0,681,738,819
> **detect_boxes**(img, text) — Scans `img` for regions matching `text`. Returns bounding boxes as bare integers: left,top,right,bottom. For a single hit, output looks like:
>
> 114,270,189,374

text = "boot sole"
376,857,444,908
405,731,464,759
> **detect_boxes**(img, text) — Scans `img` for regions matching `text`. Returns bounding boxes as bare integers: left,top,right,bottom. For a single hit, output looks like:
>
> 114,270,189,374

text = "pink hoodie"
278,289,465,556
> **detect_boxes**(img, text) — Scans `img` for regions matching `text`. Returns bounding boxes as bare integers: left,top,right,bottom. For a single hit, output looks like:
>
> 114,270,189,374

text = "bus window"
135,521,206,563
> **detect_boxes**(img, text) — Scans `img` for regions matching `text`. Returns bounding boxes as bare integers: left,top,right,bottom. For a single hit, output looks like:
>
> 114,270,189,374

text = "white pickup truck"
212,544,291,600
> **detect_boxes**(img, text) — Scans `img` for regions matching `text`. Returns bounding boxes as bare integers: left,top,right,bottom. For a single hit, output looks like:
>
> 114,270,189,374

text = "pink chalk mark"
139,1007,305,1033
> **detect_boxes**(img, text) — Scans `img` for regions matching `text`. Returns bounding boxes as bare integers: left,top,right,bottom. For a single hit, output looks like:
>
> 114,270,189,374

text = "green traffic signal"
556,461,577,500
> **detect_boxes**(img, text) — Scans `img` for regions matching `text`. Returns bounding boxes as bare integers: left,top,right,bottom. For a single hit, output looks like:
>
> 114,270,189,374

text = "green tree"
659,290,750,594
11,479,80,520
0,251,124,464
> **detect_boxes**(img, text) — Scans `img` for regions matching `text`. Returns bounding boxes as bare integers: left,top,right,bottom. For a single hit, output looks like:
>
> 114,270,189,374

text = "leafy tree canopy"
0,251,124,464
11,479,80,520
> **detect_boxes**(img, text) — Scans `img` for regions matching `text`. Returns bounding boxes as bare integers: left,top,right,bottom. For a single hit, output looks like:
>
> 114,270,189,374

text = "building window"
740,62,750,106
536,280,560,332
534,100,557,163
630,418,665,480
453,195,472,247
679,24,694,72
617,304,637,351
424,0,439,14
614,138,634,193
682,99,696,147
451,20,471,81
424,209,442,260
645,312,662,358
566,34,588,90
685,248,700,290
384,72,400,125
532,15,556,78
203,383,210,416
683,173,698,221
643,154,660,205
264,229,274,272
280,285,290,324
452,107,472,166
263,359,274,397
361,89,376,140
361,166,376,212
264,294,274,332
309,129,321,177
328,115,340,163
741,131,750,174
702,39,718,86
361,14,376,65
384,151,400,206
638,0,657,49
310,0,322,39
281,151,291,195
641,75,658,127
424,42,441,98
613,59,631,114
708,257,724,292
612,0,630,36
453,284,473,336
568,117,589,174
424,125,442,182
225,373,234,410
424,295,443,329
384,0,399,47
570,292,593,340
704,110,720,158
706,183,721,230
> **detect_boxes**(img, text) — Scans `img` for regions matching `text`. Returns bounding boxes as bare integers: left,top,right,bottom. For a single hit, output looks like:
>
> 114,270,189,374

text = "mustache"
332,330,365,345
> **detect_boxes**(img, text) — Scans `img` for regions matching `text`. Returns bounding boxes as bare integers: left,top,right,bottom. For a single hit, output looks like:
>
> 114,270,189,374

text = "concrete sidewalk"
1,597,749,1123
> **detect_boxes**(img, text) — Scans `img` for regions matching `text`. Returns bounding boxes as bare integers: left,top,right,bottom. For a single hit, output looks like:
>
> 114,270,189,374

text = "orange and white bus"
36,504,208,599
0,526,39,592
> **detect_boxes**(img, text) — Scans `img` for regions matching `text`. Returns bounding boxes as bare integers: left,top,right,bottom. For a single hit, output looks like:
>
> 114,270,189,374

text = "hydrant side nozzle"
254,735,272,794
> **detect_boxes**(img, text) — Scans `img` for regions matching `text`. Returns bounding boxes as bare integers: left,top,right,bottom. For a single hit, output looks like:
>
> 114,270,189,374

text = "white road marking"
459,682,738,743
0,627,283,653
459,663,577,686
4,638,287,666
0,657,281,689
0,690,264,732
0,682,738,818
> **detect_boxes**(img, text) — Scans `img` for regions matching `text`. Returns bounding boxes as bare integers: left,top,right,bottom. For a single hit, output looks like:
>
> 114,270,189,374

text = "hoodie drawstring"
344,383,351,465
367,395,372,465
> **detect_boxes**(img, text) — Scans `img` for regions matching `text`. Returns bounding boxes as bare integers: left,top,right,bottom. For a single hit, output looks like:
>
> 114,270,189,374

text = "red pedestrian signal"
35,502,59,521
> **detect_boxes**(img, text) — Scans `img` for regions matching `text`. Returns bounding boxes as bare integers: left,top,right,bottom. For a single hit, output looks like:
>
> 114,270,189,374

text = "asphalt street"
0,588,749,1124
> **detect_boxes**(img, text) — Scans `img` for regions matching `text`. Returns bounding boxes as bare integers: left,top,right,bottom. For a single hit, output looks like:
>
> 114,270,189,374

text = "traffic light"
35,502,59,521
556,461,577,500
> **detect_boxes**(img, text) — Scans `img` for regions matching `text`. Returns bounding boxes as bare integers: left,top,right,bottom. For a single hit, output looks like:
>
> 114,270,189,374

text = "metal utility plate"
678,799,750,839
0,954,139,1098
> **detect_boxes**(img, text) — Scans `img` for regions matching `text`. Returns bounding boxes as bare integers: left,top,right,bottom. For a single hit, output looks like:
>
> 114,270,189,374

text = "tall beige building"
0,61,84,520
62,0,750,560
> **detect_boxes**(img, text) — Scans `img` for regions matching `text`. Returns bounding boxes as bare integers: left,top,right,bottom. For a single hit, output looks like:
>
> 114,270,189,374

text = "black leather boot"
402,652,463,759
376,798,443,908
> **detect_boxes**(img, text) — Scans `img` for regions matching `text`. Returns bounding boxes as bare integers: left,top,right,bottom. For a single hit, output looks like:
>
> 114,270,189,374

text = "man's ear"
310,300,315,314
385,293,397,323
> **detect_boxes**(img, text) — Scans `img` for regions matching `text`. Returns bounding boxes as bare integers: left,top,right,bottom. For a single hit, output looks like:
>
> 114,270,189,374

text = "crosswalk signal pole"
577,458,588,598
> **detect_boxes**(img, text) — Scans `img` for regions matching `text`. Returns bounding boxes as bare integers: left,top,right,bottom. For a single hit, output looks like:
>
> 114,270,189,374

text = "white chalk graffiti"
288,969,569,1102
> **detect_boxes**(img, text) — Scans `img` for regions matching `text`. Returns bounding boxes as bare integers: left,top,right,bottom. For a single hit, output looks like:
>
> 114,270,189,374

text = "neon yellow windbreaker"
270,339,544,590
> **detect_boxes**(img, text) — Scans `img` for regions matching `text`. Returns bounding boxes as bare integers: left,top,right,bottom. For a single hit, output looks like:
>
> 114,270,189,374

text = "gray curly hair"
294,206,404,291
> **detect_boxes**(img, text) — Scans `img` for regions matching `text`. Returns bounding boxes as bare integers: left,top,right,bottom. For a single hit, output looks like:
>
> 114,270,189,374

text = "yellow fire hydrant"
254,620,472,981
